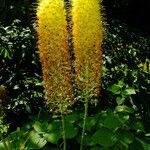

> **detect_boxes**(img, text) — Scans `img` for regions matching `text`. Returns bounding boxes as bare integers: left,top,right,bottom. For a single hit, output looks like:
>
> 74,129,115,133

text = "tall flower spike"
72,0,103,96
37,0,73,112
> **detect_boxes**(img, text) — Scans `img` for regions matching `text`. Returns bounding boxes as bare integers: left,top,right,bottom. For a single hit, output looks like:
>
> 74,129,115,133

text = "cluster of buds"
37,0,104,112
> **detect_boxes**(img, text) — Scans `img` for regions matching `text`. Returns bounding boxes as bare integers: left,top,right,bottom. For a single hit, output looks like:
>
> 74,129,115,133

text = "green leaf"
76,134,95,146
65,122,78,139
65,113,79,123
107,84,121,94
0,142,6,150
22,121,33,131
107,80,124,94
130,139,144,150
47,120,61,132
116,106,134,114
123,88,136,95
118,80,125,88
26,130,47,149
137,138,150,150
91,127,117,147
85,117,97,131
33,121,47,133
90,146,104,150
6,130,28,149
103,114,122,129
37,109,49,122
116,96,125,105
96,112,108,127
130,121,145,133
116,129,134,145
115,105,127,112
130,138,150,150
43,132,61,144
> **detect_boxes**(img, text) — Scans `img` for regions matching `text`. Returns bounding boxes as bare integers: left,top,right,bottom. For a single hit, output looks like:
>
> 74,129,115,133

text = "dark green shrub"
102,19,150,119
0,20,44,126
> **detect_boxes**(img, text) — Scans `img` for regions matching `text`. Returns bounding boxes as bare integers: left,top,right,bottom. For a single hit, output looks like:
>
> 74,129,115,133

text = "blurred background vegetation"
0,0,150,149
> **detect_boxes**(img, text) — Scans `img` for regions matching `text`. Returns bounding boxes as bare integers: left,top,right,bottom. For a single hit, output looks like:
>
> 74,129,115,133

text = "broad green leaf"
123,88,136,95
47,120,61,132
0,142,6,150
85,117,97,131
90,146,104,150
130,138,150,150
22,121,33,131
130,139,144,150
116,106,134,114
118,113,129,124
115,105,127,112
6,130,29,149
65,113,79,123
43,132,61,144
137,137,150,150
33,121,46,133
103,114,122,129
116,96,125,105
0,139,23,150
107,84,121,94
76,134,95,146
91,127,117,147
65,122,78,139
116,129,134,145
37,109,49,122
96,112,108,127
118,80,124,88
26,130,47,149
124,107,134,113
130,121,145,133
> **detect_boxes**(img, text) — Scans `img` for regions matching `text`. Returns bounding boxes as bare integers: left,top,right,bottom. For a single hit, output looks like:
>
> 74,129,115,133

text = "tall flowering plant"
37,0,104,149
72,0,103,96
37,0,103,110
37,0,73,112
71,1,104,149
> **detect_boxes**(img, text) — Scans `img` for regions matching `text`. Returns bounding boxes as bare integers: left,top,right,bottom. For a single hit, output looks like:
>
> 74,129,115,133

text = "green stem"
80,95,88,150
60,104,67,150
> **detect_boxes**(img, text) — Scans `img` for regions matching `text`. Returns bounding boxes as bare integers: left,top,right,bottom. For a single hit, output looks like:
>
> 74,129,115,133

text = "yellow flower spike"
37,0,73,112
72,0,104,96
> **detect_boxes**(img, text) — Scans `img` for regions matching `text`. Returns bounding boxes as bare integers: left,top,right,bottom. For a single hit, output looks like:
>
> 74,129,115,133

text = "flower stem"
80,94,88,150
60,104,67,150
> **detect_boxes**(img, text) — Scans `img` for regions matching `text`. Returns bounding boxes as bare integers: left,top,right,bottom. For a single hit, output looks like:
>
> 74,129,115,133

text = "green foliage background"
0,0,150,149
